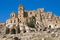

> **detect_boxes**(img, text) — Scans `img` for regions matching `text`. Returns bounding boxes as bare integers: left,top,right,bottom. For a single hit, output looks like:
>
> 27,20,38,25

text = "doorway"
11,28,16,34
6,28,10,34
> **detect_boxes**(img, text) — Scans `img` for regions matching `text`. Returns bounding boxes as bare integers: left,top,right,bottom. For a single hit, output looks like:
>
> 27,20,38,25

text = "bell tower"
18,4,24,14
18,4,24,23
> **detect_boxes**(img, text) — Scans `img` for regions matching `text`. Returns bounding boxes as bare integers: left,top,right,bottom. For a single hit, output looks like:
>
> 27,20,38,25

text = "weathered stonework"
4,4,60,34
0,4,60,40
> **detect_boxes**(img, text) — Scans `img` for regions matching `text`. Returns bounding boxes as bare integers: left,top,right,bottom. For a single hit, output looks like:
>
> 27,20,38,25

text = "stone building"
0,22,5,27
5,4,60,34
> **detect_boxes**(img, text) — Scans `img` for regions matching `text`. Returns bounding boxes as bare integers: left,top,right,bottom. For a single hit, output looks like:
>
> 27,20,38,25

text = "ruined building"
5,4,60,34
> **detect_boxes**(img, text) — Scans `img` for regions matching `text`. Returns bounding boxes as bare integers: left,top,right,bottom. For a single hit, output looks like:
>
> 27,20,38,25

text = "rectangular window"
14,20,16,23
19,21,21,23
35,14,37,17
11,20,12,23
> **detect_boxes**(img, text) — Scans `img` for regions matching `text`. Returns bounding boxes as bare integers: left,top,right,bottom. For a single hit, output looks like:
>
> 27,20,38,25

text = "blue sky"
0,0,60,22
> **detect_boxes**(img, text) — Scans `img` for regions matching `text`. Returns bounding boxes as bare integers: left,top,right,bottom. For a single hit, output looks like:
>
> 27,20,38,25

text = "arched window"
10,12,16,18
12,14,14,17
30,12,32,14
14,37,19,40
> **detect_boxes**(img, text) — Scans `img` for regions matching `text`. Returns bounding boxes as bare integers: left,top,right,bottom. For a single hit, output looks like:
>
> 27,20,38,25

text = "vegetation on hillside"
26,16,36,28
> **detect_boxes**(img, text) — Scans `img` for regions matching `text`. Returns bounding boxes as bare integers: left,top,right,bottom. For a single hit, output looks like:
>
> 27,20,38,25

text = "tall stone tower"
18,4,25,24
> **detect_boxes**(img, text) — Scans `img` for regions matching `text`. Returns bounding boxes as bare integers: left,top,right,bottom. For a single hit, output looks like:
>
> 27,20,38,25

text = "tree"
27,20,35,28
26,16,35,28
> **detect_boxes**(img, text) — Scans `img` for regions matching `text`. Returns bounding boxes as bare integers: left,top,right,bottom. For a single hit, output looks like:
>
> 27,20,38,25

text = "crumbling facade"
5,4,60,34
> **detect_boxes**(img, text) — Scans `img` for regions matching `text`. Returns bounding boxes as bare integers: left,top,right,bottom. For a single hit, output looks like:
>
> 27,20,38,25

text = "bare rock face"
0,32,60,40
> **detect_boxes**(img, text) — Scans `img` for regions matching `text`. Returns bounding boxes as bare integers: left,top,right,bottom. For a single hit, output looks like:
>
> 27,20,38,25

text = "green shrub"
27,20,35,28
26,16,35,28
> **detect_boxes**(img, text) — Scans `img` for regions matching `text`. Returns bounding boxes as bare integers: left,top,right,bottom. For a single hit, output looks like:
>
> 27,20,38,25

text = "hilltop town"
0,4,60,40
